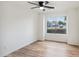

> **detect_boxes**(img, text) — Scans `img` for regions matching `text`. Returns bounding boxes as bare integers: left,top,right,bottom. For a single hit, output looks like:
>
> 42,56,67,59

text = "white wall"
37,13,44,40
0,2,38,56
0,2,4,56
41,8,79,45
37,12,47,41
67,8,79,45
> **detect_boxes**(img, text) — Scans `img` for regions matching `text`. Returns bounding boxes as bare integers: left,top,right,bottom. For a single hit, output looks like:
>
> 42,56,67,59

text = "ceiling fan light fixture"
28,1,55,11
40,7,44,10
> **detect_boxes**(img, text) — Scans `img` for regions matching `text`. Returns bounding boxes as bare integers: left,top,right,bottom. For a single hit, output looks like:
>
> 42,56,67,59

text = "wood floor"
6,40,79,57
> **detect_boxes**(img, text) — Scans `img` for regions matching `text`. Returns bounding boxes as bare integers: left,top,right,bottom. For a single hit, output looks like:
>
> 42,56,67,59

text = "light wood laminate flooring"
7,40,79,57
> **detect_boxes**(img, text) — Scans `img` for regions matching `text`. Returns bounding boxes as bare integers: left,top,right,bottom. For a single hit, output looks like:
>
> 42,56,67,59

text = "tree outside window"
47,16,66,34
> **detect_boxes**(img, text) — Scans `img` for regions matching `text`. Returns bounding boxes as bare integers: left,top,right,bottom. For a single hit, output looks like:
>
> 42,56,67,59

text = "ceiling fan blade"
28,2,38,5
45,1,49,5
31,7,39,9
44,6,55,9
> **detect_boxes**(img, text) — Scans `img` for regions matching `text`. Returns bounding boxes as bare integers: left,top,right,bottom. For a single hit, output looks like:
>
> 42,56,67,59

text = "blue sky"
48,16,66,22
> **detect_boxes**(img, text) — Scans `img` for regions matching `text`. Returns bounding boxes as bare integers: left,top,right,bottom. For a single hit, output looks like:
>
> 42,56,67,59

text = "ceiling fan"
28,1,55,11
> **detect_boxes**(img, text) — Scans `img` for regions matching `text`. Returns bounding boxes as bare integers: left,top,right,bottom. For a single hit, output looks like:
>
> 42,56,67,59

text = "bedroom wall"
0,2,38,56
37,13,46,40
67,8,79,45
38,8,79,45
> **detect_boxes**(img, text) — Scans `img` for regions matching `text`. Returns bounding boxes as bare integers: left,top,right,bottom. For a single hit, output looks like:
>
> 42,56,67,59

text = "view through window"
47,16,66,34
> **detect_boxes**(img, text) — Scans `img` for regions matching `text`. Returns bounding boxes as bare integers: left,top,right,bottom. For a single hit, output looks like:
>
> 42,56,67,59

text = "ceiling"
26,1,79,13
2,1,79,13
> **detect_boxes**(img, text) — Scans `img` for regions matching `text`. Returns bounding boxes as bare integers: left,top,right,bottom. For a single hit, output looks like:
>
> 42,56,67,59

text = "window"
47,16,66,34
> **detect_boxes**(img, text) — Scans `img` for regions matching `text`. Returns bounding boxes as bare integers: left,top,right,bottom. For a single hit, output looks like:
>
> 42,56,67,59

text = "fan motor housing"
39,1,44,6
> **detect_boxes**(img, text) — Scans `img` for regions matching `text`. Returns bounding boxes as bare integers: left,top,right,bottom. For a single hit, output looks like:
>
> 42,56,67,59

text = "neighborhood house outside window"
47,16,66,34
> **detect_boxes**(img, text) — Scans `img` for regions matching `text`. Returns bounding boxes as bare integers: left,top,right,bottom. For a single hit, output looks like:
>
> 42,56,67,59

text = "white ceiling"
26,1,79,13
